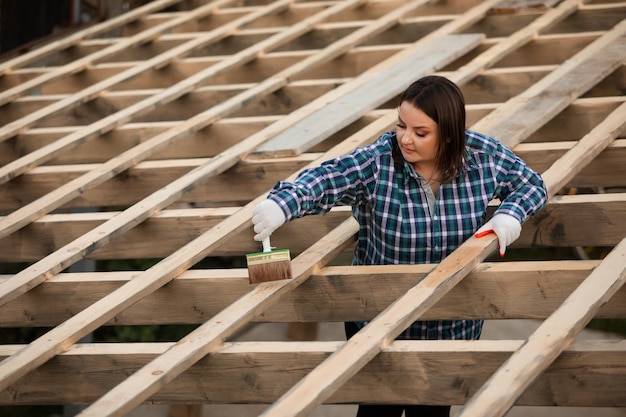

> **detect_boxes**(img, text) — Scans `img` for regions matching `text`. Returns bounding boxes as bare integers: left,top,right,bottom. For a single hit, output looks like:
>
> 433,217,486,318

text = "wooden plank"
1,192,625,261
3,138,625,211
0,0,182,75
249,34,484,158
4,260,625,327
456,237,626,417
0,340,624,406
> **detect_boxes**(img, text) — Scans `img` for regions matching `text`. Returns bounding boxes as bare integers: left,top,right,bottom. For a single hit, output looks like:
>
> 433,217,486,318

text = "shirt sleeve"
490,137,548,223
266,134,389,221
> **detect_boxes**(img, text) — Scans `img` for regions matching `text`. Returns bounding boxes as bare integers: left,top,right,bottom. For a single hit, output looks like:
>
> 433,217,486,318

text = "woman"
252,75,547,417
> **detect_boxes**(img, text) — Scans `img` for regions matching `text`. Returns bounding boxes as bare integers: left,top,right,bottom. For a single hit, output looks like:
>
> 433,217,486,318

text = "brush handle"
262,237,272,253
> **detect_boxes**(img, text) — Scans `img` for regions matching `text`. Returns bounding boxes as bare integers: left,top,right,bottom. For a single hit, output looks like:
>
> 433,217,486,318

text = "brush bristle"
246,249,292,284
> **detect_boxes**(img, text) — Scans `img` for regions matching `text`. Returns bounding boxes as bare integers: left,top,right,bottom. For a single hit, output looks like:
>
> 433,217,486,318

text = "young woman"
251,75,548,417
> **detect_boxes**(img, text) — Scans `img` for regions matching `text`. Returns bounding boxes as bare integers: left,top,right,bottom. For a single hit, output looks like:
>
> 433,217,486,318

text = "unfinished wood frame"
0,0,624,416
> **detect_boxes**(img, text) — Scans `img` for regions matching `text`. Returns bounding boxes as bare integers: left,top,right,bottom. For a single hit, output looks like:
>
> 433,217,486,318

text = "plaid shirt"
269,130,547,340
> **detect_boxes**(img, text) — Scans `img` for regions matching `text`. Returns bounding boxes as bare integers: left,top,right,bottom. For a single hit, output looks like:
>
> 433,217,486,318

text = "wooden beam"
1,193,624,261
0,340,624,406
2,139,624,211
0,116,279,165
1,2,620,412
3,260,626,327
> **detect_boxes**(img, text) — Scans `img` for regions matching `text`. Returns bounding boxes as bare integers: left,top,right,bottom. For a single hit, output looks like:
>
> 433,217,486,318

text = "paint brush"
246,236,292,284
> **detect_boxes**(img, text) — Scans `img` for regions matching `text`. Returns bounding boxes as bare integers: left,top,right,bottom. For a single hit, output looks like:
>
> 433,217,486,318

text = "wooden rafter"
1,339,624,406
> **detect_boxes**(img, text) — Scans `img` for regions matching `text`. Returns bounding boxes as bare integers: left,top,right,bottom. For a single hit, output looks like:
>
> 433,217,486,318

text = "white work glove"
252,199,286,242
475,213,521,257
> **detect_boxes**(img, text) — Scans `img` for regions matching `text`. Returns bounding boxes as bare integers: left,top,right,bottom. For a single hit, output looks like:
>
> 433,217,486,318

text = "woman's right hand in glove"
252,199,286,241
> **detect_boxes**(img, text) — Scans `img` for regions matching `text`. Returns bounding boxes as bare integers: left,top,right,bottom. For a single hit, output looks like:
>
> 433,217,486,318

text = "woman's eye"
396,123,406,129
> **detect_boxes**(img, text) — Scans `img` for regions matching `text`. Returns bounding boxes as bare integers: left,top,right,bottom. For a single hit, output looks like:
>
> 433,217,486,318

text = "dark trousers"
344,322,451,417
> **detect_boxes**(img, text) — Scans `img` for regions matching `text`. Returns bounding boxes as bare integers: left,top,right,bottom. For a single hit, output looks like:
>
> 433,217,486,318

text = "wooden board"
3,260,625,327
1,193,625,260
249,34,483,158
0,340,624,406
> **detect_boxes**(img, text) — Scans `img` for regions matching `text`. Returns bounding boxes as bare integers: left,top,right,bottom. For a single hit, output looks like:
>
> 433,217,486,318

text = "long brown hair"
392,75,466,183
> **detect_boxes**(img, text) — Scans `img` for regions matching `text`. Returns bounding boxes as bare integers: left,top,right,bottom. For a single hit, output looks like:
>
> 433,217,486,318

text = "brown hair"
392,75,466,183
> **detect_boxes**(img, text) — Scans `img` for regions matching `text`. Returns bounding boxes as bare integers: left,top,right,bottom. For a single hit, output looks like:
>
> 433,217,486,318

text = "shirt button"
435,245,440,251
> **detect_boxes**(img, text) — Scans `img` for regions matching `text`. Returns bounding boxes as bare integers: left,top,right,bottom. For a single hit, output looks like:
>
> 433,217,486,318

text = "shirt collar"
401,160,421,185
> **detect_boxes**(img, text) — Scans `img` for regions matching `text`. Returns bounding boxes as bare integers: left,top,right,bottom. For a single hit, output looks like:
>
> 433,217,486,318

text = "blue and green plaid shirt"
268,130,547,340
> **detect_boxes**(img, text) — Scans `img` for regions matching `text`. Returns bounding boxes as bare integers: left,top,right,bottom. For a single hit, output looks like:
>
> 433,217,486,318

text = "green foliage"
93,324,199,342
587,319,626,336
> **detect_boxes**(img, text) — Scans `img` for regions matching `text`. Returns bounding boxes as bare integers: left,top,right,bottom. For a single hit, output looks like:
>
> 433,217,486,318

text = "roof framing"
0,0,624,415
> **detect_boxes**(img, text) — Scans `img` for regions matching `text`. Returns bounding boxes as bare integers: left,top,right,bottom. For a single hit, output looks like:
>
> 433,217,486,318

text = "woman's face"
395,101,440,172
